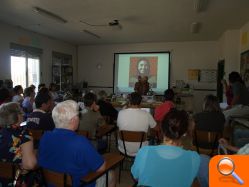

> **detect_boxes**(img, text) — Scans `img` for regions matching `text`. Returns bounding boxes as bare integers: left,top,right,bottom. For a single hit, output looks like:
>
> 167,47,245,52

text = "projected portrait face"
137,59,150,76
129,56,158,88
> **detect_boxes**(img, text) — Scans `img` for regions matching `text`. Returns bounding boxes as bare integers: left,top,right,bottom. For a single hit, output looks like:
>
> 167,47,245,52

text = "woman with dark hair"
22,87,35,119
137,58,150,77
12,85,24,104
97,90,118,123
0,87,11,105
131,109,202,187
194,95,225,132
0,102,37,186
49,83,59,101
223,71,249,120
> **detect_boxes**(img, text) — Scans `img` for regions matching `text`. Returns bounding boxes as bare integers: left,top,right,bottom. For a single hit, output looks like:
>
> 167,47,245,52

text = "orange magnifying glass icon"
217,157,244,185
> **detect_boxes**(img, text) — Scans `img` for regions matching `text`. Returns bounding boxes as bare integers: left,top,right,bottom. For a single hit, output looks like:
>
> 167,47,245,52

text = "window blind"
10,43,43,58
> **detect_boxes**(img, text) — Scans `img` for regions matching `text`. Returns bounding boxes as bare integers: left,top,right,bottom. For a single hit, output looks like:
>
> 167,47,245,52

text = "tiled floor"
107,134,135,187
117,170,134,187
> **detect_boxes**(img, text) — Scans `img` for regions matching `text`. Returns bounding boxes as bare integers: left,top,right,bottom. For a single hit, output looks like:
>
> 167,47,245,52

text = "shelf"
52,52,73,91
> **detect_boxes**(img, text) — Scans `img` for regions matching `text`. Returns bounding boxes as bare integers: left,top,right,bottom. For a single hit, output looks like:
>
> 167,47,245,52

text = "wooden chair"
42,168,71,187
0,162,16,180
29,129,43,149
118,130,146,182
29,129,43,140
193,129,222,156
118,130,147,158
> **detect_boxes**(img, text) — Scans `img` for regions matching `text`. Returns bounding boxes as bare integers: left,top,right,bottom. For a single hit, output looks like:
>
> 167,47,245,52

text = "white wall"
78,41,218,87
217,30,240,78
0,22,77,86
78,41,219,112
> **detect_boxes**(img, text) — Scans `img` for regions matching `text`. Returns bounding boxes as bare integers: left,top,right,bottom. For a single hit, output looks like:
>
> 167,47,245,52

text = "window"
10,43,42,89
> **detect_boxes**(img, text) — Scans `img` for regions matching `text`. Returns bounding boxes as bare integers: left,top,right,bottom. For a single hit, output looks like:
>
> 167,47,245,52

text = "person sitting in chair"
117,92,157,156
38,100,109,187
131,109,208,187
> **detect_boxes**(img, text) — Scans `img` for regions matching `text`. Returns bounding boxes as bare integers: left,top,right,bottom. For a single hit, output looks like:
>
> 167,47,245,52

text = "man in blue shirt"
38,100,106,187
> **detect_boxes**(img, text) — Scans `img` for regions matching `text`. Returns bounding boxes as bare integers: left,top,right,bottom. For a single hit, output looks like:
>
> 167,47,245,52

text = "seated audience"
97,90,118,123
194,95,225,133
38,100,107,187
49,83,59,101
117,92,157,156
30,84,36,92
131,109,203,187
38,83,46,91
79,92,105,138
219,138,249,154
0,102,37,186
38,87,49,95
26,92,55,131
0,87,11,105
12,85,24,104
22,87,35,119
223,71,249,120
154,88,175,123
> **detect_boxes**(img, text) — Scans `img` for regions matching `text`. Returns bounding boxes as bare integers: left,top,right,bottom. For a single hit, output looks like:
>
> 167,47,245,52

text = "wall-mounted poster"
199,69,217,82
188,69,200,80
240,50,249,87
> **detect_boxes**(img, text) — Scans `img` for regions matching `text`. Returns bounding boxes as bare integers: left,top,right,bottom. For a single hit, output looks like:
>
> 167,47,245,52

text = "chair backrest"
29,129,43,149
42,168,71,187
30,129,43,141
0,162,16,179
119,130,146,142
193,129,222,155
119,130,146,156
77,130,90,139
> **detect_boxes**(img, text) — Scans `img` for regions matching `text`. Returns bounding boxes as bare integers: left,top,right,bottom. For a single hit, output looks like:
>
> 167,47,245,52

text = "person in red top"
154,89,175,122
221,79,233,106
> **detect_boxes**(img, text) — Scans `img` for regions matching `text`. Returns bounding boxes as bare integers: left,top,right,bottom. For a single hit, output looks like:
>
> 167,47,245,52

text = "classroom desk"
96,125,117,152
81,153,124,186
111,101,162,109
96,125,116,138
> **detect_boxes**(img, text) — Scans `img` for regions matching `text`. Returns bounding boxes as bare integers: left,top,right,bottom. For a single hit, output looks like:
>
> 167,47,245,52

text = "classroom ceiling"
0,0,249,45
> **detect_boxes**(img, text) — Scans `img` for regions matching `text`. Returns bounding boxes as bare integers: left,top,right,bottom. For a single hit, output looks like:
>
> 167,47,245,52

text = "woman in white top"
49,83,59,101
12,85,24,104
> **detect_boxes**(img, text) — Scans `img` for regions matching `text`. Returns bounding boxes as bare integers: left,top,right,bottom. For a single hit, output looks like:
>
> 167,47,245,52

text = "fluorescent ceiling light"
80,19,122,30
83,30,101,39
33,7,67,24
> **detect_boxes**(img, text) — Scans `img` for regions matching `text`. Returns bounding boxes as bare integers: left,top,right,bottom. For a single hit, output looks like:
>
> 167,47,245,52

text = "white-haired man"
38,100,106,187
